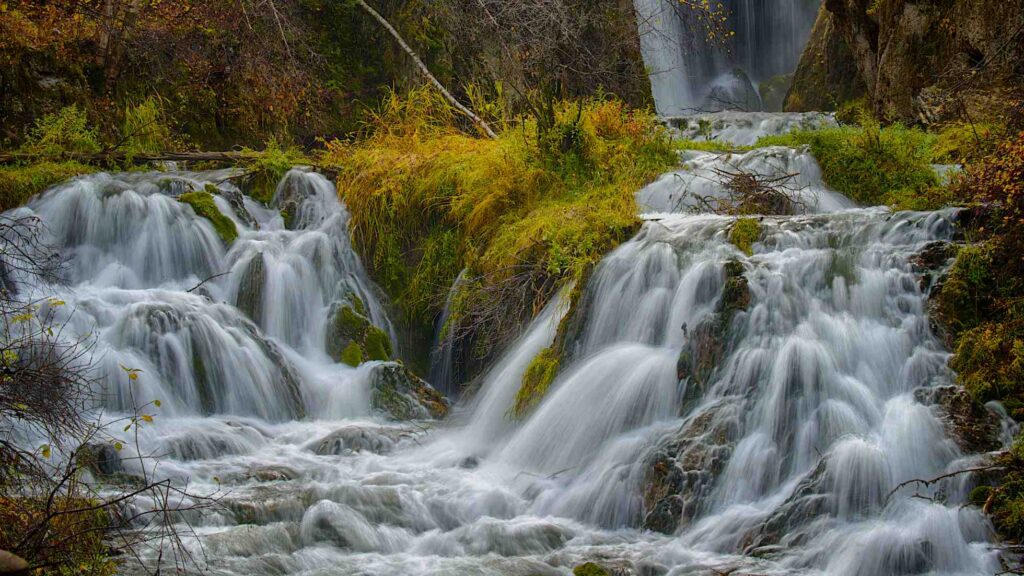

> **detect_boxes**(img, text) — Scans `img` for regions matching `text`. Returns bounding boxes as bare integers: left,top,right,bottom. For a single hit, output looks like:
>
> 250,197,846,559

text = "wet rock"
759,74,794,113
743,458,830,551
208,183,257,229
704,68,763,112
309,425,411,455
915,385,1001,453
459,456,480,469
248,465,300,482
0,550,28,575
911,240,955,292
785,5,866,113
235,252,266,325
326,295,392,367
677,260,749,411
640,400,741,533
369,362,449,421
78,442,123,476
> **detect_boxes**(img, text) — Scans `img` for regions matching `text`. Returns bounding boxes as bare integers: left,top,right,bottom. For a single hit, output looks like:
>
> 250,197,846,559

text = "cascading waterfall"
633,0,821,115
3,117,1010,575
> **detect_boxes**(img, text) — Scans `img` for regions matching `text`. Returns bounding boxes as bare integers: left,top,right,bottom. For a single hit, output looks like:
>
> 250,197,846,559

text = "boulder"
785,4,867,112
759,74,794,113
369,362,449,421
326,295,393,367
309,425,413,455
915,385,1001,453
704,68,763,112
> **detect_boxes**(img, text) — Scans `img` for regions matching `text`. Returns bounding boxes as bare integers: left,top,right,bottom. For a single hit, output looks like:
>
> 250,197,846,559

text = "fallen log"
0,150,248,164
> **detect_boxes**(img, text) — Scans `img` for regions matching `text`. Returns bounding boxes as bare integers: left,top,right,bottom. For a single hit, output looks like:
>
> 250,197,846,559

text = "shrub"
20,106,101,156
122,97,175,155
240,138,309,204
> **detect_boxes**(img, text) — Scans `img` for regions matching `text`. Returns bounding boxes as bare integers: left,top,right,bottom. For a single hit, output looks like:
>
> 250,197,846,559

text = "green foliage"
20,106,101,156
0,161,95,211
511,347,561,419
122,97,174,155
330,90,676,364
241,138,309,204
757,120,939,207
729,218,761,256
674,139,751,153
930,122,1001,164
177,191,238,244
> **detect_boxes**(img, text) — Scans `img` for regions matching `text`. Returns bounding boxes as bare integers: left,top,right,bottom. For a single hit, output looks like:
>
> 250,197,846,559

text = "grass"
0,161,96,211
326,89,676,366
756,118,940,208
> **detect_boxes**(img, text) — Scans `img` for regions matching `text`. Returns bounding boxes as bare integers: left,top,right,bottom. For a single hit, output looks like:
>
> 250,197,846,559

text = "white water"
633,0,821,115
3,119,1007,574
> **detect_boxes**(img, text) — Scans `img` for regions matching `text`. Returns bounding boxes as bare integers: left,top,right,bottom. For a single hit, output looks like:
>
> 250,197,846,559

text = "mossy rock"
178,191,238,244
236,252,266,325
510,347,561,419
729,218,761,256
572,562,611,576
369,361,449,420
326,296,393,367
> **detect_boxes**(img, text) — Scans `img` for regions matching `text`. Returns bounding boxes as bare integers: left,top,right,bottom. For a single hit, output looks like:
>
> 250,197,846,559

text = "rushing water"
2,116,1010,575
633,0,820,115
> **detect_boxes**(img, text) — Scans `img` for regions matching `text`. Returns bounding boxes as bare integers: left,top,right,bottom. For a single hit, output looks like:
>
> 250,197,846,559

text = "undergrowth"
757,118,940,208
327,88,675,372
932,131,1024,542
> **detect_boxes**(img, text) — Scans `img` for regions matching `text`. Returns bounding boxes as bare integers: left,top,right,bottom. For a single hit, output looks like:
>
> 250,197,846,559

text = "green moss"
327,301,393,366
930,122,1001,164
340,341,363,367
177,191,238,244
572,562,611,576
0,161,96,211
511,347,561,419
365,326,393,362
756,120,939,208
729,218,761,256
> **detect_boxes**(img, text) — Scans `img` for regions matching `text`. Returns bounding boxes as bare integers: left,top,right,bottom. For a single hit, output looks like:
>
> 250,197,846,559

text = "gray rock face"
236,252,266,325
641,400,743,534
915,385,1002,454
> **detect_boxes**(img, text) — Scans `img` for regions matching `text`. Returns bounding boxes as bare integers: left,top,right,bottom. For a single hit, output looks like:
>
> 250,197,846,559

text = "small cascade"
636,146,854,214
10,168,395,424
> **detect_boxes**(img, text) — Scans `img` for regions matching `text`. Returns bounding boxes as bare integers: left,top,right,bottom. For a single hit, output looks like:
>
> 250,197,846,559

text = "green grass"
756,120,939,208
0,161,96,211
327,90,677,364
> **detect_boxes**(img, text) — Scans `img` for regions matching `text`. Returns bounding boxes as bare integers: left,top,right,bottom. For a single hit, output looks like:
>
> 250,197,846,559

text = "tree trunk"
351,0,498,139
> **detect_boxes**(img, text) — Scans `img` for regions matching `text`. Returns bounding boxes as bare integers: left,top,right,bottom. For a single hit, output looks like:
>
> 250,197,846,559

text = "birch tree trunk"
352,0,498,139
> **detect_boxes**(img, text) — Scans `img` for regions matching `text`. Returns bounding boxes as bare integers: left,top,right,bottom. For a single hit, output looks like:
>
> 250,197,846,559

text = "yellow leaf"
142,414,154,423
153,399,162,408
41,444,50,458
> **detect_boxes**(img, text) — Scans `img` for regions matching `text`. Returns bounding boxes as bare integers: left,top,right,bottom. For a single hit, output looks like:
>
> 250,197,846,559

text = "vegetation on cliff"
328,89,675,371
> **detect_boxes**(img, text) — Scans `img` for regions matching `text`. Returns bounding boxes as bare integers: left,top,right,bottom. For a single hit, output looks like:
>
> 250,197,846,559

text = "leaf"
114,442,123,451
124,424,132,432
40,444,51,458
128,372,138,381
141,414,154,423
153,399,162,408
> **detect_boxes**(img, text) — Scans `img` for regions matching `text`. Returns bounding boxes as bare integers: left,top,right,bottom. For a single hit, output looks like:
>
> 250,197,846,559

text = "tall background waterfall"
634,0,821,115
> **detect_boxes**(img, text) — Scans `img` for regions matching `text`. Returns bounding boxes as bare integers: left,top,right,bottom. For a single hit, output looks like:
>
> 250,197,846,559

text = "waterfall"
633,0,821,114
3,123,1007,574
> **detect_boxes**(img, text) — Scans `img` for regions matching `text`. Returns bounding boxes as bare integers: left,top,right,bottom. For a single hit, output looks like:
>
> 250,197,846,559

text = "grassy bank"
326,89,676,376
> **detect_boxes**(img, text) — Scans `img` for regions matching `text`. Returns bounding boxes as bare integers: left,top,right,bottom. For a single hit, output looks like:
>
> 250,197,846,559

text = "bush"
240,138,308,204
20,106,101,156
122,97,175,155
